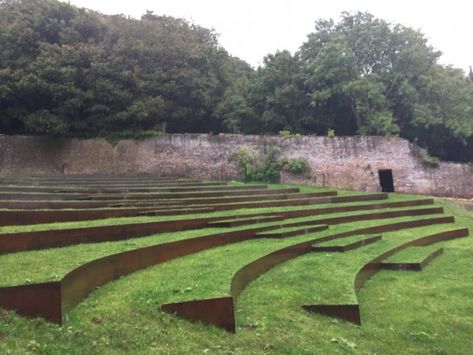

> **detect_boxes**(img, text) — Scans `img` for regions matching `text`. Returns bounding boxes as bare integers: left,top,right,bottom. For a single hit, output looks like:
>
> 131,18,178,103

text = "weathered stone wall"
0,134,472,198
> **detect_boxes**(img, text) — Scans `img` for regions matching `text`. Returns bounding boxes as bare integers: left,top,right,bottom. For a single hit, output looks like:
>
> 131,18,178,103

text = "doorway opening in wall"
378,169,395,192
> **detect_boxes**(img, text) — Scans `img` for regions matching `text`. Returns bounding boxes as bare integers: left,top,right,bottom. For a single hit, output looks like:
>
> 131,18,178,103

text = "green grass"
383,245,442,263
0,184,471,354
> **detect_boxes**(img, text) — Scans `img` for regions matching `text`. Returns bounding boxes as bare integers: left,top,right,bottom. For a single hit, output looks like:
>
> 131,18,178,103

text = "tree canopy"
220,12,473,162
1,3,472,162
0,0,250,137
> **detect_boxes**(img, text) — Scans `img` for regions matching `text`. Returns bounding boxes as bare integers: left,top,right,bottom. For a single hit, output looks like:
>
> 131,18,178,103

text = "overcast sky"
64,0,473,72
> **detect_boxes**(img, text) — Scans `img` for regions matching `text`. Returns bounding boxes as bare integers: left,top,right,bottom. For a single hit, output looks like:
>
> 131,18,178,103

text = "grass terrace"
0,176,471,354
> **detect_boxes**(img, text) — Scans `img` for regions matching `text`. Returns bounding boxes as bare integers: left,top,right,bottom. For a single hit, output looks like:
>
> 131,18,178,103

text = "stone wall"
0,134,472,198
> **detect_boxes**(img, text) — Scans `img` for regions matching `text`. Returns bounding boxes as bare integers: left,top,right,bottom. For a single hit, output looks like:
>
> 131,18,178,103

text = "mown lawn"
0,185,471,354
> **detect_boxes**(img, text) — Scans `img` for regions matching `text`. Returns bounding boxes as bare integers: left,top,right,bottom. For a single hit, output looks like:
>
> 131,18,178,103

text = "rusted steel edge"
0,224,288,324
311,235,382,252
0,214,450,325
0,204,441,254
0,183,279,201
0,192,381,210
91,191,337,203
0,190,333,202
303,228,469,324
161,216,455,332
380,247,444,271
0,180,224,187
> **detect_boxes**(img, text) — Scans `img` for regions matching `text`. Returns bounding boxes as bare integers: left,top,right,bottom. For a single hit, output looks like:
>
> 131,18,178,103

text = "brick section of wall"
0,134,472,197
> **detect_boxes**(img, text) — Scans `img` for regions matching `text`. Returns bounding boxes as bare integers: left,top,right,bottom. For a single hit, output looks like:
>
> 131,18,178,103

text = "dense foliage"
0,0,250,137
219,13,473,162
0,2,472,162
230,146,310,183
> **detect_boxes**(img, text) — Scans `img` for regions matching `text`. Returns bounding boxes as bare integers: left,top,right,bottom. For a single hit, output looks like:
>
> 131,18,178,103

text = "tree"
0,0,249,137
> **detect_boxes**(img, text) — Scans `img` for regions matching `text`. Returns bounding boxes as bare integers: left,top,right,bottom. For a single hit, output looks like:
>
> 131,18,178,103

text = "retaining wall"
0,134,472,197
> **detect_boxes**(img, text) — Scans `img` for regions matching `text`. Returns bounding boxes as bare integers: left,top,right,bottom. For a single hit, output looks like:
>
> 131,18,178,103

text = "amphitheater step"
312,235,381,252
207,215,285,227
380,247,444,271
257,224,328,238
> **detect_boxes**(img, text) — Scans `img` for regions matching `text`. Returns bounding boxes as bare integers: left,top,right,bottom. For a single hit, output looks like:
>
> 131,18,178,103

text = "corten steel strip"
0,200,188,210
0,282,62,323
0,205,442,253
205,215,286,227
311,235,382,252
0,184,268,194
380,248,444,271
200,193,389,211
0,206,174,226
0,197,434,227
0,224,287,324
59,188,302,198
0,216,454,325
161,217,456,332
81,191,337,202
0,192,382,210
256,225,329,239
267,207,445,229
0,206,441,253
67,191,334,204
303,229,469,324
210,207,444,229
0,179,191,186
124,193,389,212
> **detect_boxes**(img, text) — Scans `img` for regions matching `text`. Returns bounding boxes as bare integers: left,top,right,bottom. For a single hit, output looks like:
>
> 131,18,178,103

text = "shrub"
419,148,440,168
230,146,311,182
281,157,310,176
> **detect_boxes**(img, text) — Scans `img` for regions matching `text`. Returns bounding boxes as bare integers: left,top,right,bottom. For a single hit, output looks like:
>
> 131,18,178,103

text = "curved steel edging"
161,216,454,332
0,205,440,254
0,212,449,325
303,228,469,324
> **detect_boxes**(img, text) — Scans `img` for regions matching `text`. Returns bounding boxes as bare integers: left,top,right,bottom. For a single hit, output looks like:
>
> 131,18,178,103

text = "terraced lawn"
0,176,471,354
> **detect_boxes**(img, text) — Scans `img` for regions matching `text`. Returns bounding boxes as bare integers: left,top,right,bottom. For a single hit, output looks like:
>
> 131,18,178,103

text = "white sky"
64,0,473,72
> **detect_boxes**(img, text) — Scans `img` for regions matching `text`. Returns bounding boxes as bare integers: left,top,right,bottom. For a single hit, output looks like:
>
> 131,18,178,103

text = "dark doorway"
378,169,394,192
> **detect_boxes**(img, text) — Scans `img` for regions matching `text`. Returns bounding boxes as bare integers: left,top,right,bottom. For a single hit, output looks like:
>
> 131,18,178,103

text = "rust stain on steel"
161,217,455,332
380,248,444,271
304,228,469,324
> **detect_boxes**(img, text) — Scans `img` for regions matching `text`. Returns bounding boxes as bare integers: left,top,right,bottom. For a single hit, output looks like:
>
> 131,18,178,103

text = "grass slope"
0,186,471,354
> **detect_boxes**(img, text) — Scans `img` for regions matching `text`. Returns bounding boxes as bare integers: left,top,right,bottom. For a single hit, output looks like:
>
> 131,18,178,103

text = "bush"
281,157,310,175
419,148,440,168
230,146,311,182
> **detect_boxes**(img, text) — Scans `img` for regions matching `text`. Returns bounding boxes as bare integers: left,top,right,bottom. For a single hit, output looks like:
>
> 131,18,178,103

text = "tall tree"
0,0,250,136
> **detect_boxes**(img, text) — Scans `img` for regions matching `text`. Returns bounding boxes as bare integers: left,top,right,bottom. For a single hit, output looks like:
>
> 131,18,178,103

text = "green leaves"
219,11,473,162
0,0,247,137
